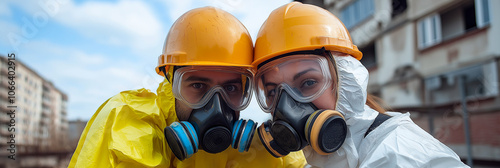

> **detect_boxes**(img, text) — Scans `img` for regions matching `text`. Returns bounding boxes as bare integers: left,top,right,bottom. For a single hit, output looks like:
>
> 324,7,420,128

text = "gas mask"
254,54,347,157
164,66,257,160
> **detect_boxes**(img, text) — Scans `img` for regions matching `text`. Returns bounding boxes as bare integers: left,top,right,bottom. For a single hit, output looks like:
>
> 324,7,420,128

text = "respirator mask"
164,66,257,160
254,54,347,157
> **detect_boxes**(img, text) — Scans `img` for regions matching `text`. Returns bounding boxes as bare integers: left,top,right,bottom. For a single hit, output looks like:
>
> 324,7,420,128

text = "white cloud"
212,0,291,41
54,0,164,54
165,0,195,21
160,0,291,42
48,58,151,119
0,20,21,50
2,0,296,121
157,0,292,121
1,0,167,120
18,40,155,120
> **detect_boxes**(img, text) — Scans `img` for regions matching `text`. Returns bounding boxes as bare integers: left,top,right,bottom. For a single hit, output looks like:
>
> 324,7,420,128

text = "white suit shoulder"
358,112,469,168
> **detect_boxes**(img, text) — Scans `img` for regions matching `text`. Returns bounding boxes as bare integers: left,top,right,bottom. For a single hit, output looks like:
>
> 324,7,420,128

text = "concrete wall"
377,23,417,84
408,0,457,19
417,28,490,77
383,78,423,108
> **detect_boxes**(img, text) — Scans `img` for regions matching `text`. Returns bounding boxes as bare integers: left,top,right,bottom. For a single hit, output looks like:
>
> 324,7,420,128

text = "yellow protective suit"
69,80,307,167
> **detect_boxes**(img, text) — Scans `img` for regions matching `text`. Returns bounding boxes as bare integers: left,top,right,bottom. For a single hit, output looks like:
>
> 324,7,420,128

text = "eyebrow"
185,76,243,85
264,83,277,87
261,75,276,88
293,68,318,80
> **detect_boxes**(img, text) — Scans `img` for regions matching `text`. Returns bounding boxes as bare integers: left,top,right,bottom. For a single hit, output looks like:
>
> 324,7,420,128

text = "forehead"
263,59,323,76
181,70,241,82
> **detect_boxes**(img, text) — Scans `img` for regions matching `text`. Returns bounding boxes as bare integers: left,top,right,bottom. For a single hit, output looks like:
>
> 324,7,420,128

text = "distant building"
299,0,499,166
68,119,87,150
0,55,70,167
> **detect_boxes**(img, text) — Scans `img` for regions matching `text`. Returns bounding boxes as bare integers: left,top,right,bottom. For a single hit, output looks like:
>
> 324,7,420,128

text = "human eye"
182,82,209,100
301,79,318,88
263,81,277,102
266,88,276,99
190,83,207,90
224,84,241,93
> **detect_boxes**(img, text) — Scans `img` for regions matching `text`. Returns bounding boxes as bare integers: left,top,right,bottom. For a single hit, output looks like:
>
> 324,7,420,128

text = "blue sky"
0,0,291,123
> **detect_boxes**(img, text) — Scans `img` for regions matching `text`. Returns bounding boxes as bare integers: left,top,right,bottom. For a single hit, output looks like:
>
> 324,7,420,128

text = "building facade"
0,55,70,167
300,0,499,166
68,119,87,151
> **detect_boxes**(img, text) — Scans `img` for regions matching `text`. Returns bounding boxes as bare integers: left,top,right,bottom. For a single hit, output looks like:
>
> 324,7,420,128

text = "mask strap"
159,66,175,83
159,66,169,81
258,47,328,69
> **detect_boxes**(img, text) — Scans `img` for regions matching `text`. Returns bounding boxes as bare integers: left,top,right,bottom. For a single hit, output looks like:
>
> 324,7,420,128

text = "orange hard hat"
253,2,362,68
156,7,253,76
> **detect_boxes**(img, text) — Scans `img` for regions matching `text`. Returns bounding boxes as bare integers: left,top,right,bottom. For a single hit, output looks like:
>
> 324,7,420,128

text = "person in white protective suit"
252,2,470,168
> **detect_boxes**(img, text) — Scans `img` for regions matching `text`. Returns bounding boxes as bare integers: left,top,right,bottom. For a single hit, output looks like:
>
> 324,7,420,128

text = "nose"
208,92,234,122
275,90,316,115
199,93,234,153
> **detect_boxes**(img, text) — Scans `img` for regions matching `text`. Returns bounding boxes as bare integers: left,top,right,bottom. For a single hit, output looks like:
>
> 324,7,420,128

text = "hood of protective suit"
157,79,179,126
302,56,467,168
302,55,379,168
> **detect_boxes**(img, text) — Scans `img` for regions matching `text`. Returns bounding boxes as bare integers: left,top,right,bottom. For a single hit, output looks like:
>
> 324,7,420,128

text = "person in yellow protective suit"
69,7,306,167
253,2,468,168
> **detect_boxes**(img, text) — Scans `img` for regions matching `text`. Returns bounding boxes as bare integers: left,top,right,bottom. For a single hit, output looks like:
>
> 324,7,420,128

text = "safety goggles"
255,55,336,113
172,66,253,111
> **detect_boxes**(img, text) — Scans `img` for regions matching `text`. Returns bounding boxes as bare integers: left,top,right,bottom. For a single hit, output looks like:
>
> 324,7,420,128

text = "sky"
0,0,292,123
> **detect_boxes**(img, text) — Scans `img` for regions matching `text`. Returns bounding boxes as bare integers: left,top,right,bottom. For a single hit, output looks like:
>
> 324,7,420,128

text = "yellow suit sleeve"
68,89,172,167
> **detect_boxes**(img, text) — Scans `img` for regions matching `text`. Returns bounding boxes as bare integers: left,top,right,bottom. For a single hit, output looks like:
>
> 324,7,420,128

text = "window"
475,0,490,27
417,14,441,49
340,0,375,29
360,43,377,68
418,0,491,49
392,0,407,17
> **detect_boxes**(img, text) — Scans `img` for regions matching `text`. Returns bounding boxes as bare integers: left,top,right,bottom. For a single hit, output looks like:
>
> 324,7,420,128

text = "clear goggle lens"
172,66,253,111
255,55,334,113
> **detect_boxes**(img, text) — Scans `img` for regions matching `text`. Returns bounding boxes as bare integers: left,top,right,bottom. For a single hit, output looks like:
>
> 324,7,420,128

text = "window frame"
417,14,442,49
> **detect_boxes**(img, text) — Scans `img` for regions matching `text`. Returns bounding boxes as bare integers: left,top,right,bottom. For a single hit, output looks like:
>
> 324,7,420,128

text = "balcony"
40,118,48,126
41,108,51,118
42,98,51,107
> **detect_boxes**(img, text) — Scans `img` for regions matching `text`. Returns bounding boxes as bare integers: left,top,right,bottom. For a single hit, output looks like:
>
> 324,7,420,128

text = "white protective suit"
302,56,469,168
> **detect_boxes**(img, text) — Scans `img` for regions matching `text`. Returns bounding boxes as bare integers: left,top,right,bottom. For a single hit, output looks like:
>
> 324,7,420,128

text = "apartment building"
299,0,499,166
68,119,87,151
0,55,69,167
